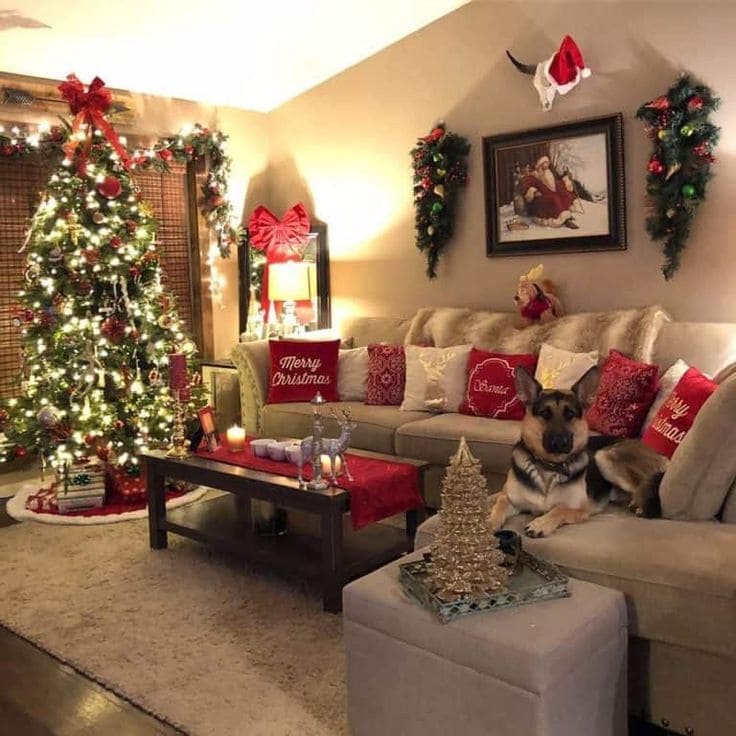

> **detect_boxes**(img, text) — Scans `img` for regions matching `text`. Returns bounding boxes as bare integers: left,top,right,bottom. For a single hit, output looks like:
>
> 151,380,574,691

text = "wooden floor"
0,498,671,736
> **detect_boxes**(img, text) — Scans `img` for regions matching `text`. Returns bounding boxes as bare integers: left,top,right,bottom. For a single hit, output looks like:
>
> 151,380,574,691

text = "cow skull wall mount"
507,35,591,111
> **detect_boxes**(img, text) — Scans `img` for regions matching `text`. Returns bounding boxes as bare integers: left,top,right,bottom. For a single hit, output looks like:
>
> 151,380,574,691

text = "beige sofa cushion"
721,479,736,523
660,373,736,520
260,401,427,456
415,508,736,658
395,413,520,472
340,316,412,348
653,321,736,382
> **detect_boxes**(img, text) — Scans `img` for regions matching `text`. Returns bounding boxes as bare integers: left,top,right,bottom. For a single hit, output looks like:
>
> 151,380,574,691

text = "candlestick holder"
166,391,189,458
306,391,329,490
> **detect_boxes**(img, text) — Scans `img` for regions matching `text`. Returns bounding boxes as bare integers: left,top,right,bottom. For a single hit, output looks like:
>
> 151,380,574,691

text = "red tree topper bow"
58,74,131,174
247,202,311,310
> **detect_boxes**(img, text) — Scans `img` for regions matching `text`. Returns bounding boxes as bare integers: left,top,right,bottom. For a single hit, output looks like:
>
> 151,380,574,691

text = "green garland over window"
411,122,470,278
0,121,240,259
635,74,720,280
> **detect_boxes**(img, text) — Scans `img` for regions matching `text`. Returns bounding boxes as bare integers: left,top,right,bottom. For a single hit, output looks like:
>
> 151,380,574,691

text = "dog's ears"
571,365,600,407
514,366,542,406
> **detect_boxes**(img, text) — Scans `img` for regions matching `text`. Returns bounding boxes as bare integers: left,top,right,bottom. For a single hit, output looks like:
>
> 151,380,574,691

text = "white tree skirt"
6,483,208,525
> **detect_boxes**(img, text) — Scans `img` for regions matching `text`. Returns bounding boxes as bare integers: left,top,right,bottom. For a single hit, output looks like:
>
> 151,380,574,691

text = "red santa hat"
543,35,591,95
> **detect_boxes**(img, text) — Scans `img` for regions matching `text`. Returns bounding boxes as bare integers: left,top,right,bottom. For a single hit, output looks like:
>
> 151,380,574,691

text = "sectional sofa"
230,306,736,736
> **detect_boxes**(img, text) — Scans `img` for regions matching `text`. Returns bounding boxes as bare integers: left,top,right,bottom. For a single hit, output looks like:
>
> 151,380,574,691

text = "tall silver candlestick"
307,391,328,490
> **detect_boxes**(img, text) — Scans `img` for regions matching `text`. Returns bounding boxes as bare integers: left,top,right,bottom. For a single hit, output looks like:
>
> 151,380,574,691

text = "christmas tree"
0,75,203,478
430,437,508,600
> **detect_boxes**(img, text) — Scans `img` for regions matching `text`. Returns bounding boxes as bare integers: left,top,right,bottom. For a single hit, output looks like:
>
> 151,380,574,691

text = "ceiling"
0,1,470,112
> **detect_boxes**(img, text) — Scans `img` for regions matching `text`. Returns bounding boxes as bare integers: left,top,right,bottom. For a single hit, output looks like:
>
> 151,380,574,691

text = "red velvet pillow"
267,339,340,403
641,367,718,458
586,350,659,438
459,349,537,420
366,344,405,406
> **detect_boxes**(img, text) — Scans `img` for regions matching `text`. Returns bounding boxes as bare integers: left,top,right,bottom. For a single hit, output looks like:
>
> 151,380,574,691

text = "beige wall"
264,0,736,333
130,95,271,357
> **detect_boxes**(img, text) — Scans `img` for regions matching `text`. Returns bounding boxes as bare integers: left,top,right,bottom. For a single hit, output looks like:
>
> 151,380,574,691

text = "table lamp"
268,261,312,335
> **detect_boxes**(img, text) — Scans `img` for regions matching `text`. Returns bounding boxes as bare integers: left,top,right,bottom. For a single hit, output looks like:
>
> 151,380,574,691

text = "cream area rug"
0,504,348,736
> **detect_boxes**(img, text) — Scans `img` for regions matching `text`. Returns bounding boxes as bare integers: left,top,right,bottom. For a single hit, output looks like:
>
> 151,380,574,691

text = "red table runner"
196,438,423,530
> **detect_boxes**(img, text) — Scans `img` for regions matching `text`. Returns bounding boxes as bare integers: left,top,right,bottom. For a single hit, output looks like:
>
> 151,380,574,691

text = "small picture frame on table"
196,406,220,452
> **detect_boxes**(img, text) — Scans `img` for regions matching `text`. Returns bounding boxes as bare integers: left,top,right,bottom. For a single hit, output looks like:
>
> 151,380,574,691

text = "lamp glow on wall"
268,261,312,334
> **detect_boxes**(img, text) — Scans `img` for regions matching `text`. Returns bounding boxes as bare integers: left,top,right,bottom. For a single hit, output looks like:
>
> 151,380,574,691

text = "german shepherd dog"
489,366,668,538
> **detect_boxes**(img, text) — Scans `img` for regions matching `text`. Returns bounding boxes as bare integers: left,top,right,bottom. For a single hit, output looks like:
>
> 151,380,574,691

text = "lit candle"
226,425,246,452
320,454,342,476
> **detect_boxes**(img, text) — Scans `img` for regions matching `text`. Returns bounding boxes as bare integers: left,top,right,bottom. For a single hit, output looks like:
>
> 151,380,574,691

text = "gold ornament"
139,201,154,218
92,211,106,224
66,211,81,246
665,162,681,180
429,437,508,601
433,184,445,198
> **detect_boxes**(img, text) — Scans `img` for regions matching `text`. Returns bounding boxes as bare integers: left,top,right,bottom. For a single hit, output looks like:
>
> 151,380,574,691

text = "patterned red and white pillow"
459,349,537,420
266,339,340,403
365,344,406,406
586,350,659,438
641,366,718,458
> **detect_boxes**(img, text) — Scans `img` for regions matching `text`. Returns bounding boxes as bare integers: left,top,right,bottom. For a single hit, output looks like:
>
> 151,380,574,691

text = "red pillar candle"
169,353,188,391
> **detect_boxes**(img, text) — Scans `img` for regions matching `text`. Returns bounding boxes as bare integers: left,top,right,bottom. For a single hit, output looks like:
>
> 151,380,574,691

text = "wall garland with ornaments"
636,74,720,280
0,120,242,301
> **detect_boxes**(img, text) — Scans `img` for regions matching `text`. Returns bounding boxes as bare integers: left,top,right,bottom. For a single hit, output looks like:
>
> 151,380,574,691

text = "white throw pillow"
534,343,598,390
641,359,690,433
401,344,472,413
338,347,368,401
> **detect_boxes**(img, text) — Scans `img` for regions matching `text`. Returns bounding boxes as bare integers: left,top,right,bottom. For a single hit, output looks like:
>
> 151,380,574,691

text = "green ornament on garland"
431,202,444,214
636,73,720,279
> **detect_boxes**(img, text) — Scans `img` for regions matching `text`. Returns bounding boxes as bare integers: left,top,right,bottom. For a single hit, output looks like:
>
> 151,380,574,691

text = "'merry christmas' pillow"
267,339,340,403
366,344,405,406
641,367,718,458
459,349,537,420
586,350,659,438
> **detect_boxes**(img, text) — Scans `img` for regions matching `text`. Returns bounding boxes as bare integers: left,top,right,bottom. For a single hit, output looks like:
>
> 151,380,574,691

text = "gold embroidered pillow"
401,344,472,413
535,343,599,390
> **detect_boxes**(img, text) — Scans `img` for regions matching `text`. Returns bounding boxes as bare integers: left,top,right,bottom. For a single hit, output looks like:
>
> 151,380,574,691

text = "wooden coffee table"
141,449,429,612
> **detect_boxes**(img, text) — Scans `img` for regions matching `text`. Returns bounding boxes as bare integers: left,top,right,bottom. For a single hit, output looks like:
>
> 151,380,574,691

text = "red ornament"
645,95,671,110
126,220,137,233
132,154,149,166
97,175,122,199
84,433,96,445
13,445,27,458
109,235,122,249
1,144,14,156
423,126,445,143
421,177,433,190
95,445,109,461
0,408,8,425
101,317,126,342
157,148,173,162
688,95,705,111
647,157,665,176
83,247,99,264
129,266,141,278
114,419,125,430
184,145,194,156
50,126,65,142
142,251,159,265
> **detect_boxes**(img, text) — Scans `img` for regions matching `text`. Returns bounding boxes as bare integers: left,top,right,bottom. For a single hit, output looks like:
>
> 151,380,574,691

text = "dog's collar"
519,441,585,477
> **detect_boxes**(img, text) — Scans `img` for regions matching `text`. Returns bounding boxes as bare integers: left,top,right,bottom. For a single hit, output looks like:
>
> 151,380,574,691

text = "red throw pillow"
267,339,340,403
366,344,405,406
641,367,718,458
586,350,659,438
459,349,537,420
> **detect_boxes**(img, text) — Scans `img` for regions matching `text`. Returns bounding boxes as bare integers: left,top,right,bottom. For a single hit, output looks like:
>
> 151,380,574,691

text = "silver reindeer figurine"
297,408,357,487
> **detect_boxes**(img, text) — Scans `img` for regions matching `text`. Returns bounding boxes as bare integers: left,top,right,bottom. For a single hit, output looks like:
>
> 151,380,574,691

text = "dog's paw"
524,516,557,538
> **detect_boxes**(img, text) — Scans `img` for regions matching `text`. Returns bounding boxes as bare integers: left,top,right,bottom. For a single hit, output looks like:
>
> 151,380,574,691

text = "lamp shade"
268,261,311,301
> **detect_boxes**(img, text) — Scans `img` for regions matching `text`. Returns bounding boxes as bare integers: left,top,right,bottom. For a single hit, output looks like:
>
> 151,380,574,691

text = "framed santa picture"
483,114,626,257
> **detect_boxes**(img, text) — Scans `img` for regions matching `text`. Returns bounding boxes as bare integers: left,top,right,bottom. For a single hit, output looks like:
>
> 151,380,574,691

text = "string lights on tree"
0,74,205,478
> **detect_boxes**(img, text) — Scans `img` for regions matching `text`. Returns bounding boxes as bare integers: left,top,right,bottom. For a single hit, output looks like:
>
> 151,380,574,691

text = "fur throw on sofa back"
405,306,670,363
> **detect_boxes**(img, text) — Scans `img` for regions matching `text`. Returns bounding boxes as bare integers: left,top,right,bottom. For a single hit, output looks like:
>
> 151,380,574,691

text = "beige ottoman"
343,551,627,736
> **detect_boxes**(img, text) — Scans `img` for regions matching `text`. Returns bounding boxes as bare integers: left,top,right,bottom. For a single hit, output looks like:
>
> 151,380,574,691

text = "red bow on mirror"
247,202,311,311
